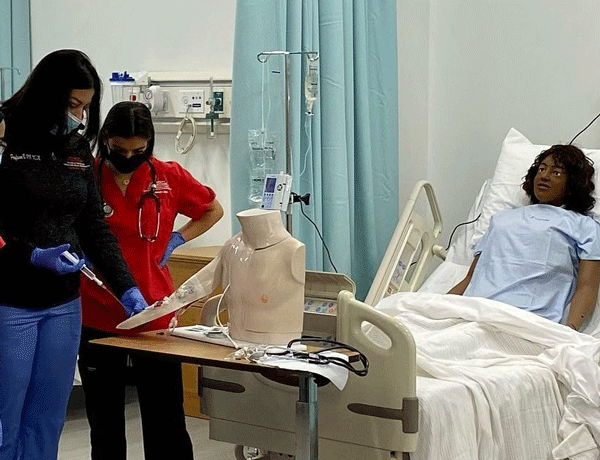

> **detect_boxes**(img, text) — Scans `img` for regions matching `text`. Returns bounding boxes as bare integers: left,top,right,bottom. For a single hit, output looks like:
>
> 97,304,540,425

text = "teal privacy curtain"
0,0,30,101
229,1,398,300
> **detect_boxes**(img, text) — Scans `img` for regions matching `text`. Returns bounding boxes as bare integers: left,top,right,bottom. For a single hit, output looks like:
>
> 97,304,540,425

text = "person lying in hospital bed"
449,144,600,331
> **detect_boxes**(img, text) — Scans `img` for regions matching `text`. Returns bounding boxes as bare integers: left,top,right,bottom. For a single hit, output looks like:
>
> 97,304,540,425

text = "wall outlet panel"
141,75,232,119
179,89,205,114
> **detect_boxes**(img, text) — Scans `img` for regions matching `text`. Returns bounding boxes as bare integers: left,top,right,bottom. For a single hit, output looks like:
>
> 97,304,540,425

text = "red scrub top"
81,157,216,334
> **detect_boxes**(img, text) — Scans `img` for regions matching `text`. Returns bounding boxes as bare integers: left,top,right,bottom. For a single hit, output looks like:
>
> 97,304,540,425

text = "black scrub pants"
78,326,194,460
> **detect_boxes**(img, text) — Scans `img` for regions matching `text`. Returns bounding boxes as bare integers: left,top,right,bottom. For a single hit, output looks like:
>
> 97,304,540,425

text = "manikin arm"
116,252,223,330
169,255,223,307
567,259,600,331
163,233,245,310
448,255,480,295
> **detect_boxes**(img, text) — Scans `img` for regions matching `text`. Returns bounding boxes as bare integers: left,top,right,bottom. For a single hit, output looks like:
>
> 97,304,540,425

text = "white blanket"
372,292,600,460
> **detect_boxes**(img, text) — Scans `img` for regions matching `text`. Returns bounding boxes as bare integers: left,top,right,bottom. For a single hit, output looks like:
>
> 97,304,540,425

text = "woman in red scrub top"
77,101,223,460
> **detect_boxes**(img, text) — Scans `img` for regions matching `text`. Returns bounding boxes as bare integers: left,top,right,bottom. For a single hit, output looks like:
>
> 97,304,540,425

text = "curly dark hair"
522,144,595,214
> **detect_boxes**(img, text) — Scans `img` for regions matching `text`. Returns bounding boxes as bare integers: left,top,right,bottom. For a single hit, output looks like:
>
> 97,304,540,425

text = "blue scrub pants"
0,298,81,460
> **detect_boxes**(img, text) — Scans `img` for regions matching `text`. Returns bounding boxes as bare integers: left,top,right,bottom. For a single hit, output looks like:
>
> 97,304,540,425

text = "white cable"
175,105,197,154
215,285,239,349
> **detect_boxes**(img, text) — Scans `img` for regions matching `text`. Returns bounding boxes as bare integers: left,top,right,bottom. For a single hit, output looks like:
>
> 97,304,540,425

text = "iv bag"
305,56,319,115
248,130,276,203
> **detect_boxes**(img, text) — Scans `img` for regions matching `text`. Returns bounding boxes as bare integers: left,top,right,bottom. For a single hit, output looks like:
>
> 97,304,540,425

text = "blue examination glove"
158,231,185,268
30,243,85,275
120,287,149,317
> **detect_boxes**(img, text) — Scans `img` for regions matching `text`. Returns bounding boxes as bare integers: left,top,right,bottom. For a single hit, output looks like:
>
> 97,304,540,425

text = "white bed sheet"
369,292,600,460
416,365,561,460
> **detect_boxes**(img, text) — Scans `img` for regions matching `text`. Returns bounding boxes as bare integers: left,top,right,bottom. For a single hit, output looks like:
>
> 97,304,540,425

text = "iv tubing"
299,114,312,178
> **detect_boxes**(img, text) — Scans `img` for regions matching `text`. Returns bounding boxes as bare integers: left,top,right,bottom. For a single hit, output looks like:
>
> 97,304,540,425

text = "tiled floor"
58,386,236,460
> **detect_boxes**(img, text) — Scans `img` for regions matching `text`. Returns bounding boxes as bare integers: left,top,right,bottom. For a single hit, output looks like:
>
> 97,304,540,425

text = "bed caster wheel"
234,445,268,460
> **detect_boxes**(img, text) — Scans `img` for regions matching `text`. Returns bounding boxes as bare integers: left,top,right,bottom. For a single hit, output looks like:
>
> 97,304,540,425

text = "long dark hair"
522,144,595,214
1,49,102,149
97,101,155,158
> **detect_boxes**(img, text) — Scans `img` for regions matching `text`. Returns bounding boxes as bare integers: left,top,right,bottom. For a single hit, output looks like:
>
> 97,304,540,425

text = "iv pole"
256,51,319,233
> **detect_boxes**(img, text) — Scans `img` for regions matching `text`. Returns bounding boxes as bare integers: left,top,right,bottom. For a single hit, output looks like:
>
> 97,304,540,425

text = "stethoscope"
98,157,161,242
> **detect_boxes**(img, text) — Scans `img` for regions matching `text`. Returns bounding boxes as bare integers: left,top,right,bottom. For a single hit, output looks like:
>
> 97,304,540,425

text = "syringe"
61,250,130,311
61,250,106,288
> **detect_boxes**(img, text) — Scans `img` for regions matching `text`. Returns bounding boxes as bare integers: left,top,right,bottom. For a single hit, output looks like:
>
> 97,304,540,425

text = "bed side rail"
365,180,446,307
317,290,418,453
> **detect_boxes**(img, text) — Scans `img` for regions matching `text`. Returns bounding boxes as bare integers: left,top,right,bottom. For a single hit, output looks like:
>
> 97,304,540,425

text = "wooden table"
91,332,326,460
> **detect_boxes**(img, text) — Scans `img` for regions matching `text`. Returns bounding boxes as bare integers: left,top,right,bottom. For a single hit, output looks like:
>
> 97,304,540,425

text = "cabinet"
167,245,221,418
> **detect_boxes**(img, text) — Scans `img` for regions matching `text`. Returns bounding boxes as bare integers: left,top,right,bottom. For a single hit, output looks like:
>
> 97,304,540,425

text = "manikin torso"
116,209,306,343
219,209,305,344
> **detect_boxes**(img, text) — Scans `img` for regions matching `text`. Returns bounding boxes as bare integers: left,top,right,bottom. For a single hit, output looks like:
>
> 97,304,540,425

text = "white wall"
31,0,600,250
30,0,236,247
399,0,600,246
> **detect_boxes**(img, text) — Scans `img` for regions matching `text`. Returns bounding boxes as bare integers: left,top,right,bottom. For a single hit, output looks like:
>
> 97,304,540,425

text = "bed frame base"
210,418,409,459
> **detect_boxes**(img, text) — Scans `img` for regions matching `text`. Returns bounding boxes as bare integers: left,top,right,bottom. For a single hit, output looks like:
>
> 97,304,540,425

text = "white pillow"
471,128,600,247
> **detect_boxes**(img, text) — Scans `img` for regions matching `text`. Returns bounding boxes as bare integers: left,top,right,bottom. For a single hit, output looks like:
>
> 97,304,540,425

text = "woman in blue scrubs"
450,144,600,331
0,50,147,460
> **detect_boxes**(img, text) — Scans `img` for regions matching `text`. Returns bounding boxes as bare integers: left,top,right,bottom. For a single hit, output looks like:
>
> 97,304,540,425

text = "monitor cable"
569,110,600,145
291,192,338,273
445,213,481,251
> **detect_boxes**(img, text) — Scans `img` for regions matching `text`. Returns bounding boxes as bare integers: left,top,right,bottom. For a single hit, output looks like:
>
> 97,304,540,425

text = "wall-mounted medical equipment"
143,85,168,113
109,71,147,104
109,71,232,151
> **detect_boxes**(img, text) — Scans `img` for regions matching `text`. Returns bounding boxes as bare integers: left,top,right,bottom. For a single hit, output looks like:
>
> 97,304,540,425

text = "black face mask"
106,150,151,174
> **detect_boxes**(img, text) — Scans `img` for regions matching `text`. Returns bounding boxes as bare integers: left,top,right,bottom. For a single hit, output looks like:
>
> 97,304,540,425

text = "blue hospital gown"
464,204,600,322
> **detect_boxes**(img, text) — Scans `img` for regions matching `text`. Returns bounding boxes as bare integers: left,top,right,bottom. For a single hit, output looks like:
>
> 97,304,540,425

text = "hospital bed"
197,129,600,460
199,180,445,459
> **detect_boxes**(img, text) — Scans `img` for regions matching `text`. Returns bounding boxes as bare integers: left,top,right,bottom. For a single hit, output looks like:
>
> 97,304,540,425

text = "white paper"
254,351,349,390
